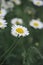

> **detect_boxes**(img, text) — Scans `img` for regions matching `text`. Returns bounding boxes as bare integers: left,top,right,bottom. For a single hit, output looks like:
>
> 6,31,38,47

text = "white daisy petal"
0,19,7,29
0,8,7,20
0,8,7,17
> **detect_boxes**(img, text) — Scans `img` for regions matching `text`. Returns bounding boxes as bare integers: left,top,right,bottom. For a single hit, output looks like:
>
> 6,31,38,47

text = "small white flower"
1,0,14,9
0,8,7,18
32,0,43,6
11,18,23,25
6,1,14,9
11,0,21,5
11,25,29,37
0,19,7,29
29,19,43,29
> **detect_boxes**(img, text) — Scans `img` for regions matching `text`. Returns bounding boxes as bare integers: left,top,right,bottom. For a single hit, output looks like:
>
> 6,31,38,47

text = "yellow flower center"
13,0,16,2
16,28,24,34
33,22,39,27
16,21,20,25
0,22,2,26
36,2,40,5
0,11,2,14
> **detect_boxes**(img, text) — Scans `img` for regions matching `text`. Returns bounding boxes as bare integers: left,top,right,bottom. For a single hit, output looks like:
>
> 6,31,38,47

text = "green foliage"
0,0,43,65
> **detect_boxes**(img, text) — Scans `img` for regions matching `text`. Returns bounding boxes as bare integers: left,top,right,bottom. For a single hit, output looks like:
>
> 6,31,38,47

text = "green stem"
0,43,18,65
0,37,19,65
0,38,19,60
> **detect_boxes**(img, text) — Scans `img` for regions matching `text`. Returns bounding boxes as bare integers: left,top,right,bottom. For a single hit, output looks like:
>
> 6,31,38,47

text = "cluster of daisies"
1,0,43,10
11,18,29,37
0,0,43,37
1,0,21,9
0,8,7,29
0,8,29,37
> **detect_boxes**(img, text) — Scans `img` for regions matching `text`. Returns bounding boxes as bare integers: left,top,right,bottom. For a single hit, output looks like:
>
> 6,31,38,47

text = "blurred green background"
0,0,43,65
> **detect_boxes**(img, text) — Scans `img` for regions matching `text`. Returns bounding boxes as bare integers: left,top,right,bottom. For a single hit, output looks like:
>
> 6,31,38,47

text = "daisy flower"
1,0,14,9
11,18,23,25
6,1,14,9
11,25,29,37
32,0,43,6
0,19,7,29
0,8,7,18
29,19,43,29
11,0,21,5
